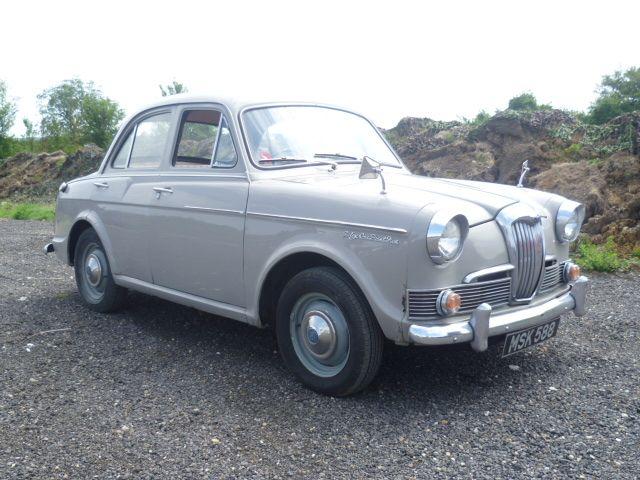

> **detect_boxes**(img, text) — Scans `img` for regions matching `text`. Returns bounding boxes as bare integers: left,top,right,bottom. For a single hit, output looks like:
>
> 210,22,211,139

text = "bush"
563,143,583,160
508,93,539,111
586,66,640,124
0,202,55,221
576,237,627,272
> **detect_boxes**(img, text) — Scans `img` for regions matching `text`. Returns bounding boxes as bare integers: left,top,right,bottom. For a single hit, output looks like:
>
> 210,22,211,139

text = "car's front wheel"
276,267,383,396
73,228,127,313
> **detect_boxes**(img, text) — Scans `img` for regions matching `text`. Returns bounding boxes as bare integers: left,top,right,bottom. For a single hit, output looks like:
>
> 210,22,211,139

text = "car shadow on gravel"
32,290,567,407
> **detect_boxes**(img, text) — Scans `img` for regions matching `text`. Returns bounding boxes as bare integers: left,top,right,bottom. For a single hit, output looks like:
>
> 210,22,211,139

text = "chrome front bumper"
408,276,588,351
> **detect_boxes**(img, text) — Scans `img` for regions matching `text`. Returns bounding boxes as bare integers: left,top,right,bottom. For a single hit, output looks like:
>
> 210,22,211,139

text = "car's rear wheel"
73,229,127,313
276,267,383,396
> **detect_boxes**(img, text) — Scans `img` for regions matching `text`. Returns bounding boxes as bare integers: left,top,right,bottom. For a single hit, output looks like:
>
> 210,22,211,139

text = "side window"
111,130,134,169
174,110,221,167
212,118,238,168
128,112,172,169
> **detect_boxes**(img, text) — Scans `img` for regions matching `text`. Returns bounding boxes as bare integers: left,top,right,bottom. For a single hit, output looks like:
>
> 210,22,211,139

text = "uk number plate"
501,319,559,358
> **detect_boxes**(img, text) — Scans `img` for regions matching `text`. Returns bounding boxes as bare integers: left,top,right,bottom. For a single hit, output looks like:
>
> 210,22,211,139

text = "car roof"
137,94,348,117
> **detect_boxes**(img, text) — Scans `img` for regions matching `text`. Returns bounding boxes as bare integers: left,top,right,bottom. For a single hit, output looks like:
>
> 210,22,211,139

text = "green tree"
38,79,124,149
160,80,188,96
588,67,640,124
0,80,17,157
23,118,36,152
38,78,86,145
82,95,124,148
508,93,539,111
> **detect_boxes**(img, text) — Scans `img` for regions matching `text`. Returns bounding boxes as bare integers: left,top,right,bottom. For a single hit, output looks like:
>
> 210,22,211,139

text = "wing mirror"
359,156,387,194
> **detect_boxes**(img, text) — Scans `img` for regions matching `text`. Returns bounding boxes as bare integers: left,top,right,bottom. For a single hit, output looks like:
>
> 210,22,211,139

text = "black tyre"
276,267,384,396
73,229,127,313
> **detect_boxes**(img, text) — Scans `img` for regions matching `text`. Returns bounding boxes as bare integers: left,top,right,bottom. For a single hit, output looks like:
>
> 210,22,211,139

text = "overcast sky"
2,0,638,135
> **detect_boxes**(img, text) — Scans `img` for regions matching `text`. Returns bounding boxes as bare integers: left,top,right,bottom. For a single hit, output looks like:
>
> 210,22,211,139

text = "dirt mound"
0,145,103,200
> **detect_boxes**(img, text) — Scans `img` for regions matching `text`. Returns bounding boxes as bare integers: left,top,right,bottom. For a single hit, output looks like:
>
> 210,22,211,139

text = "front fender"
244,219,409,341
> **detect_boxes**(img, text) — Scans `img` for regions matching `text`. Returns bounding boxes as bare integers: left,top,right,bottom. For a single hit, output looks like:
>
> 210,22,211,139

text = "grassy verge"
0,202,55,221
575,237,639,272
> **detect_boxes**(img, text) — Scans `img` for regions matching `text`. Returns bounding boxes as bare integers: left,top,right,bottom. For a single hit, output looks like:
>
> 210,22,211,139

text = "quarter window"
212,118,237,167
128,112,172,169
111,130,133,169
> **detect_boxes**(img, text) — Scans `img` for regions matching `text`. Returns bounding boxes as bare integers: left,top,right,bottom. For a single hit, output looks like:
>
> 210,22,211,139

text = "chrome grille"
408,277,511,320
540,261,567,292
511,220,545,300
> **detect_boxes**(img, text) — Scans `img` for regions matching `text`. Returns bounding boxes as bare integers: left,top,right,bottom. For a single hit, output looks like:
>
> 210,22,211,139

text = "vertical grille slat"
511,219,544,300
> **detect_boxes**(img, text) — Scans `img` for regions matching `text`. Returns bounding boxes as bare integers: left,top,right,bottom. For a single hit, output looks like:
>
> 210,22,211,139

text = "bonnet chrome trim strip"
246,212,408,234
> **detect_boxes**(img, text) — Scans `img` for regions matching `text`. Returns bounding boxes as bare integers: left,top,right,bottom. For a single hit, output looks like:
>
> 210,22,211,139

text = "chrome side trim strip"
463,264,514,283
183,205,245,215
246,212,408,234
113,275,253,325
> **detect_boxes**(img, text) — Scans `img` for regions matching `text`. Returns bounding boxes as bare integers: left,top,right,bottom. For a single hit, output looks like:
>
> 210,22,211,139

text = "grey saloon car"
45,95,588,395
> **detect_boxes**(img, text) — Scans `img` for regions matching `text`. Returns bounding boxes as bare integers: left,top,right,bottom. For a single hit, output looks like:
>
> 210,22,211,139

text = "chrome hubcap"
85,253,102,287
302,310,336,360
290,294,350,378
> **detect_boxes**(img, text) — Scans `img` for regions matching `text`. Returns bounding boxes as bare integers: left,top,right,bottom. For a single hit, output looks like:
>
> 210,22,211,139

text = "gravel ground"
1,219,638,479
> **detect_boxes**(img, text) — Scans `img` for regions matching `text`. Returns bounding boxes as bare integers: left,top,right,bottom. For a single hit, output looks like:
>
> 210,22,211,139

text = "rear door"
147,105,249,307
91,109,174,282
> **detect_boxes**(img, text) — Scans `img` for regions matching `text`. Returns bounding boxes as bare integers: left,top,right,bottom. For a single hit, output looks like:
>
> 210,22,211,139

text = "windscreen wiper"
313,153,359,161
258,157,308,165
259,156,339,170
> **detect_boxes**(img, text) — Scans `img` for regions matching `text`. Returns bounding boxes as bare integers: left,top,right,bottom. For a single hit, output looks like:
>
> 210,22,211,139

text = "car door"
147,105,249,307
90,110,173,282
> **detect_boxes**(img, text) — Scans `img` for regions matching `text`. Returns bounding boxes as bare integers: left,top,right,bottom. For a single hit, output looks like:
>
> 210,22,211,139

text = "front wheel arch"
258,252,374,330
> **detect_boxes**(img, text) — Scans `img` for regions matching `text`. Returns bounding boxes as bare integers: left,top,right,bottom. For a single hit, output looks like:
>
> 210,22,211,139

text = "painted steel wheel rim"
290,293,350,377
80,243,107,303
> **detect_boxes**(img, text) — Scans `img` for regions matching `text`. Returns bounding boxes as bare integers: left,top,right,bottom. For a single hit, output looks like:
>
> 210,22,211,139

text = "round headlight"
427,212,469,264
555,201,585,243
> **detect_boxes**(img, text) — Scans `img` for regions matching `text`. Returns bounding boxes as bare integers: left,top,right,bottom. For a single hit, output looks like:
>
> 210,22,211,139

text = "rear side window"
174,110,221,167
128,112,172,169
111,130,134,169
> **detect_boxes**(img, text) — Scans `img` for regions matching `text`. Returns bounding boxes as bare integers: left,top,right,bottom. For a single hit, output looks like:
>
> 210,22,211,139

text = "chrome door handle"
153,186,173,199
93,182,109,189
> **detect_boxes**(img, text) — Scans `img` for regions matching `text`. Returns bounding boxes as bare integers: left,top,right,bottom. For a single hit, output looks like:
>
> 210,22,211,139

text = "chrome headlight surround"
426,211,469,264
555,200,585,243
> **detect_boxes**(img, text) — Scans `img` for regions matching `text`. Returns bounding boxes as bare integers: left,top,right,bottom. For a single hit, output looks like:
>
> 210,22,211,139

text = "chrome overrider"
408,276,588,351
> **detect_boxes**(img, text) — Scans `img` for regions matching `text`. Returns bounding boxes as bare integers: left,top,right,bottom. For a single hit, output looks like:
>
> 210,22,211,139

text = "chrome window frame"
211,116,239,169
126,110,174,170
109,127,136,170
169,108,238,173
105,108,174,172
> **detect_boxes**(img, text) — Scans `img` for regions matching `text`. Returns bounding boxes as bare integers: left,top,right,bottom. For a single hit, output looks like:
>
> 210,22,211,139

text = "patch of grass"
563,143,583,160
442,131,456,143
0,202,55,221
576,237,628,272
